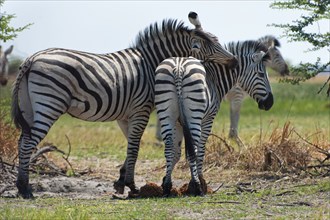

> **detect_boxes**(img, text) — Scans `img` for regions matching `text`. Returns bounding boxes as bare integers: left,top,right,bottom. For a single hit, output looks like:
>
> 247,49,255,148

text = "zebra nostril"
258,93,274,111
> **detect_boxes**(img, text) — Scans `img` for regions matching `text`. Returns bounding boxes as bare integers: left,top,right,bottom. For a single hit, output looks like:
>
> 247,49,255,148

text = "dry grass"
0,110,18,162
204,122,330,175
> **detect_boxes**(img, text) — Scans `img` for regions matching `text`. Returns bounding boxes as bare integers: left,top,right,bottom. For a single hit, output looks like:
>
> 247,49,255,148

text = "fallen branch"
0,185,10,195
30,145,65,164
294,130,330,161
212,182,224,193
209,133,234,153
63,135,75,176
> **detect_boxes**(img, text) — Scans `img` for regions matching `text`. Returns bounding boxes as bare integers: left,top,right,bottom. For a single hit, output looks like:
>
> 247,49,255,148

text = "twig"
30,145,65,164
317,75,330,96
0,160,17,169
212,182,224,193
306,164,330,169
194,201,242,204
294,130,330,160
275,190,296,196
209,133,234,153
0,185,10,195
63,135,75,176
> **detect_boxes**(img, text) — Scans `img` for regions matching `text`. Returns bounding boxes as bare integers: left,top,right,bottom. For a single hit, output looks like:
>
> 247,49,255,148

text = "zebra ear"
4,45,14,56
252,51,266,63
188,11,203,30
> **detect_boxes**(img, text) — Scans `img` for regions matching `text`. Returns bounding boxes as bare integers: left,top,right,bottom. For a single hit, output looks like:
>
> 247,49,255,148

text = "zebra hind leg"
161,135,176,197
16,132,34,199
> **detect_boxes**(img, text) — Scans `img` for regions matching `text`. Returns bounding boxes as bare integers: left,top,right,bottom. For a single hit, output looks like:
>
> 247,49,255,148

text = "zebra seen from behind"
155,41,274,196
155,35,289,144
0,45,14,86
12,13,238,199
226,35,289,146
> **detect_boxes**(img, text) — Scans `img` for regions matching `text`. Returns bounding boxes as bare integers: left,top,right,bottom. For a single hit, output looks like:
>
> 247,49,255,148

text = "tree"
0,0,32,42
269,0,330,96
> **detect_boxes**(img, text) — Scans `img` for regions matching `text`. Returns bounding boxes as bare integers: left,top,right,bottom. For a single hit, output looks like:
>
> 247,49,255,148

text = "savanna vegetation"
1,76,329,219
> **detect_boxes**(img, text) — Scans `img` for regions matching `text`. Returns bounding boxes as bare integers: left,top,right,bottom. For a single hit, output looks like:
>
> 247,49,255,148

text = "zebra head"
237,47,274,111
258,35,289,76
188,12,238,69
0,45,13,86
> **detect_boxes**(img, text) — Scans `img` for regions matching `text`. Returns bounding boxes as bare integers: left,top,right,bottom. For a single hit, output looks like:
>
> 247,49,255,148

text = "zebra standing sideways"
12,14,238,199
155,41,274,196
155,35,289,143
0,45,14,86
226,35,289,145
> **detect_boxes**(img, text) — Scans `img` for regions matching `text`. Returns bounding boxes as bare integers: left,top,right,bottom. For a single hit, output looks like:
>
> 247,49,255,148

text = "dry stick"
317,75,330,96
293,130,330,161
209,133,234,153
30,145,65,164
63,135,75,176
0,185,10,195
212,182,224,193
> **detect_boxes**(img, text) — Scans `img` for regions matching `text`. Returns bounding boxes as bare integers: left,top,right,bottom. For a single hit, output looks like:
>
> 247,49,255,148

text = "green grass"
1,79,329,219
1,178,329,219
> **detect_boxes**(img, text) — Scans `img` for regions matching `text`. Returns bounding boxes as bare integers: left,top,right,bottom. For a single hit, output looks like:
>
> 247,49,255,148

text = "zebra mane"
132,19,218,48
226,40,270,61
258,35,281,47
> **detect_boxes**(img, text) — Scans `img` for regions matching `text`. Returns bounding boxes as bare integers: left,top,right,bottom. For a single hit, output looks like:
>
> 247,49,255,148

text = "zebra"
226,35,289,146
155,41,274,196
0,45,14,86
155,35,289,144
12,14,238,199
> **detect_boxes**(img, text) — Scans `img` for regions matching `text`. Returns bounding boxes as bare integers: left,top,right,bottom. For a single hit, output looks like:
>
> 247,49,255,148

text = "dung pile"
130,180,214,198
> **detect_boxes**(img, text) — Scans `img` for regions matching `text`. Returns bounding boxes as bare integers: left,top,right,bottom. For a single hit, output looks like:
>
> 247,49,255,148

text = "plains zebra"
0,45,13,86
12,14,238,198
155,41,273,196
155,35,289,143
226,35,289,145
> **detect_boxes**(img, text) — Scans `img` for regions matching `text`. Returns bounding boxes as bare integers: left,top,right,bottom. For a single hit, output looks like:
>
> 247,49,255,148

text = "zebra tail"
11,58,32,135
177,88,196,162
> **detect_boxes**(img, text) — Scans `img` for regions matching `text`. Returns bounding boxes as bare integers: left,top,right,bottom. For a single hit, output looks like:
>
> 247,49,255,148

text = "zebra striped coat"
226,35,289,145
12,18,237,199
155,36,289,144
155,41,273,196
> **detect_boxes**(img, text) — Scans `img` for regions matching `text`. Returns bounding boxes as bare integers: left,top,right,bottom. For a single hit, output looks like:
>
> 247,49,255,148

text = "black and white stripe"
155,40,274,195
12,17,237,199
226,35,289,145
155,57,207,196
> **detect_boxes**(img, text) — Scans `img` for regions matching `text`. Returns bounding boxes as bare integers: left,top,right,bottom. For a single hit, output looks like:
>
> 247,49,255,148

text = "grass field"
0,78,329,219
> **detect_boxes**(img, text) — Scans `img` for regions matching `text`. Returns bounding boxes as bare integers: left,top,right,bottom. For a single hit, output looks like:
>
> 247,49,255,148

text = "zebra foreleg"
113,159,127,194
116,117,149,195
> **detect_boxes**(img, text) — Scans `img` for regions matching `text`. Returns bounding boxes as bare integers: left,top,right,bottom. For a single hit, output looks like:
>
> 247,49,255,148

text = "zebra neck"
135,37,191,71
205,63,237,101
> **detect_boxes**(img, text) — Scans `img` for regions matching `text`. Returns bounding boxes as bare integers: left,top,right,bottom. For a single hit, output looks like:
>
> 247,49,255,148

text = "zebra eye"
258,72,265,77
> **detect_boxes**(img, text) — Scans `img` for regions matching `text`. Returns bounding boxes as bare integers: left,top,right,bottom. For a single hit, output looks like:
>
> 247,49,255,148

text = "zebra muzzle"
258,93,274,111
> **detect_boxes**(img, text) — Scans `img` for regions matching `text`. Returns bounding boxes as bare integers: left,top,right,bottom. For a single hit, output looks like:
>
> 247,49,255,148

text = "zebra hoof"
113,180,125,194
188,180,204,196
161,179,172,197
126,182,139,195
16,178,34,199
16,183,34,199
